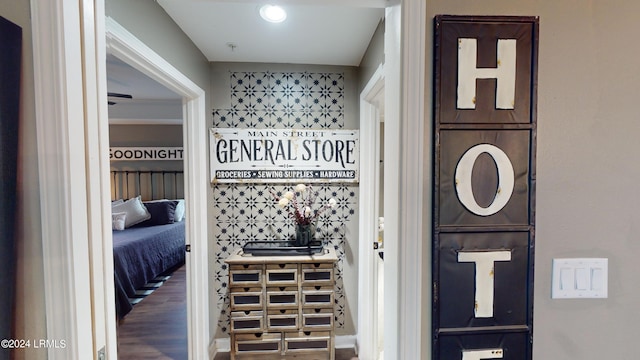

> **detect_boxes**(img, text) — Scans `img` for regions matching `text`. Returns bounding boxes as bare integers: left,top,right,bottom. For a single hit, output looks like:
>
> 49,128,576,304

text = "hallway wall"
425,1,640,359
0,1,47,359
106,0,210,95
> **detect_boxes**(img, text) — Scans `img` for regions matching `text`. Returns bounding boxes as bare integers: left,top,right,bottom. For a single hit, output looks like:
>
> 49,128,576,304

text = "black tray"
242,240,324,256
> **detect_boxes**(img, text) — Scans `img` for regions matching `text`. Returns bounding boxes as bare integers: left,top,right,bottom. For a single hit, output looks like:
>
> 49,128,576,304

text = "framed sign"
109,147,184,161
209,128,359,183
433,15,538,360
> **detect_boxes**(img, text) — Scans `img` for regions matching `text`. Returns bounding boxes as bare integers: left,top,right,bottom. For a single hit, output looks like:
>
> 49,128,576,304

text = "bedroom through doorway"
107,52,189,359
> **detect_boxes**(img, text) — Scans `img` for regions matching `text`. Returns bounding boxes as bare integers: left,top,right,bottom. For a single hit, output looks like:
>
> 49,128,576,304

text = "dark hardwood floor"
117,265,188,360
116,265,358,359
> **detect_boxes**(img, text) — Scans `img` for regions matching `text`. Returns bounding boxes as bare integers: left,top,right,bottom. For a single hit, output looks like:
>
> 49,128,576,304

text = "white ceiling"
107,0,385,123
156,0,385,66
106,54,180,101
106,54,183,124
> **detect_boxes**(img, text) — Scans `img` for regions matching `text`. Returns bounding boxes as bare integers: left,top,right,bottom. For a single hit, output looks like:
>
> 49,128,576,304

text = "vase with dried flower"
272,183,337,246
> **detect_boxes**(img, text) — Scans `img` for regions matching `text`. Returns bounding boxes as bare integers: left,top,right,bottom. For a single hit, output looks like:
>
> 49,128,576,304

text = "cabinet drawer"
267,309,299,331
230,287,263,311
230,311,264,333
301,263,334,286
266,287,299,309
302,308,334,331
229,264,263,286
284,331,331,353
234,332,281,355
302,287,334,308
266,263,298,286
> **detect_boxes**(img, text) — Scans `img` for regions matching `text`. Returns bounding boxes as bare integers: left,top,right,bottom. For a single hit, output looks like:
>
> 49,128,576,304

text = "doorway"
105,17,210,359
106,53,187,357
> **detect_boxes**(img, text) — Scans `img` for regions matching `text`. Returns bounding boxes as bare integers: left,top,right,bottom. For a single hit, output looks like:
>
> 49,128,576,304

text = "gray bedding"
113,221,185,319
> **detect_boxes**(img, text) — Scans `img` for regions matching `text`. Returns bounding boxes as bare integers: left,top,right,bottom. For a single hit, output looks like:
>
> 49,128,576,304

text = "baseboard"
213,337,231,353
212,335,356,355
335,335,357,350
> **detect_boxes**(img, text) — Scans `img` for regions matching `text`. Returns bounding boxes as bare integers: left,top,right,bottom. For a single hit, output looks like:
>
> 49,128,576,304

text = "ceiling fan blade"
107,92,133,99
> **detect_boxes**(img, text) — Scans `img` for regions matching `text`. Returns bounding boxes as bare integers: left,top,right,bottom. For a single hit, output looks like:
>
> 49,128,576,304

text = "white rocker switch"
552,258,608,299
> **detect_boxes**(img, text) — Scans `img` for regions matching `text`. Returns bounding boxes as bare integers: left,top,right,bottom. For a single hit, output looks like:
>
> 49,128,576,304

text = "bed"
111,170,186,319
113,221,185,318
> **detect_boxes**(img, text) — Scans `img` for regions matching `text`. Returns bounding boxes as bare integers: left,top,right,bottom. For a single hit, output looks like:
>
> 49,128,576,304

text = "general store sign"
210,128,359,183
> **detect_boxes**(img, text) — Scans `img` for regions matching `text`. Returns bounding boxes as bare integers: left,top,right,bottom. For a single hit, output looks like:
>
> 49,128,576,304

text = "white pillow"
174,199,185,222
112,212,126,231
111,196,151,228
111,199,124,207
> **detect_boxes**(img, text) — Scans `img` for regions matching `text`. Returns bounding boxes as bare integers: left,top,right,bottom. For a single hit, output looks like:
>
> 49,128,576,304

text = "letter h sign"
433,16,539,360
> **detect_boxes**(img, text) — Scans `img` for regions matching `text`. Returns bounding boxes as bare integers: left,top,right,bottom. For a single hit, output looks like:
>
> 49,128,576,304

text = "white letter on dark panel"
455,144,514,217
458,251,512,318
457,38,517,109
462,349,504,360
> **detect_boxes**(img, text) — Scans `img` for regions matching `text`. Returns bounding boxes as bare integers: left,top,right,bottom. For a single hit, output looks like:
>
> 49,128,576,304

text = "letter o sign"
455,144,514,216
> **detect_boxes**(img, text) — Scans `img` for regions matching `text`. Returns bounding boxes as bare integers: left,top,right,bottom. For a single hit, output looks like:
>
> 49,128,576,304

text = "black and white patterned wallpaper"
212,71,346,129
211,70,358,335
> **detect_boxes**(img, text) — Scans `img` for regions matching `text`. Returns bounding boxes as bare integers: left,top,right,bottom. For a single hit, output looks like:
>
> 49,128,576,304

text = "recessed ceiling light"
259,4,287,23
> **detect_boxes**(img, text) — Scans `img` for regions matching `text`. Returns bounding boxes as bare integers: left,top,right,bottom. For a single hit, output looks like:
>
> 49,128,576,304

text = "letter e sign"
432,15,538,360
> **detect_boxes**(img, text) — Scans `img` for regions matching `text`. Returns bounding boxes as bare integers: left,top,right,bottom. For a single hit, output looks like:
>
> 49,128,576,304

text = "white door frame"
396,0,428,358
358,3,427,359
358,64,385,360
378,1,428,359
31,0,209,357
31,1,98,358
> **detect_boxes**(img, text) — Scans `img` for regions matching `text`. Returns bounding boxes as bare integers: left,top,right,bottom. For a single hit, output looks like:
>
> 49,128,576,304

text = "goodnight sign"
209,128,359,183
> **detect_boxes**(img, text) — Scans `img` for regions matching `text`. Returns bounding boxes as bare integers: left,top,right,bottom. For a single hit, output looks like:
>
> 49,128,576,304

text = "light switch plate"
551,258,608,299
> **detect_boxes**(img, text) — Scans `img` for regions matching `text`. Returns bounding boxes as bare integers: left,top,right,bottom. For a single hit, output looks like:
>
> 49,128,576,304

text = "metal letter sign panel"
433,15,538,360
